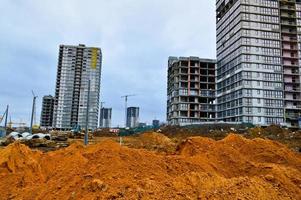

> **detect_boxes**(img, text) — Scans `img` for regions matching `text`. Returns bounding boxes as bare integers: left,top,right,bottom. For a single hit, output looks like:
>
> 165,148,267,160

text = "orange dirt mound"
139,132,172,145
0,135,300,200
0,142,44,191
135,132,175,152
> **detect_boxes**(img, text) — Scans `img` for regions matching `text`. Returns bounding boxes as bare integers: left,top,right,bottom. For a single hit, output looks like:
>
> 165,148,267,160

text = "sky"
0,0,216,127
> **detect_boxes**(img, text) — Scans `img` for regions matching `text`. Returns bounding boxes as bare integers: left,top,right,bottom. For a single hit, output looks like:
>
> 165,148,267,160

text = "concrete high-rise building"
99,108,112,128
138,122,147,128
53,44,102,130
126,107,139,128
167,57,216,126
40,95,55,128
216,0,301,128
152,119,160,128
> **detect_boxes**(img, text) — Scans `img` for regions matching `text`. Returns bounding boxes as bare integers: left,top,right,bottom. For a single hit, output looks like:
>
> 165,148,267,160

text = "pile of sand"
129,132,176,153
0,134,300,199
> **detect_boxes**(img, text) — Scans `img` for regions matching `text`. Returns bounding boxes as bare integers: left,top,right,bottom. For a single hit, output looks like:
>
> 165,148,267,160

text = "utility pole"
2,105,9,136
4,105,8,131
84,80,91,145
121,94,136,128
99,101,105,128
30,91,38,134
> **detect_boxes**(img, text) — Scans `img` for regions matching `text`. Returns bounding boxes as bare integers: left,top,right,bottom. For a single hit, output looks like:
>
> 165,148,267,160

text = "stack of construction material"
1,132,54,147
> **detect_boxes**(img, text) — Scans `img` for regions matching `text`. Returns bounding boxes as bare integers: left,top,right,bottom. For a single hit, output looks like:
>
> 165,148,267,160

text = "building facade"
99,108,112,128
167,57,216,126
53,44,102,130
126,107,139,128
216,0,301,128
152,119,160,128
40,95,55,128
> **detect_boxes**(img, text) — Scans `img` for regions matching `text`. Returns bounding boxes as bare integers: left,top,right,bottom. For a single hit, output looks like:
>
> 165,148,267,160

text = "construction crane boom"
0,105,9,127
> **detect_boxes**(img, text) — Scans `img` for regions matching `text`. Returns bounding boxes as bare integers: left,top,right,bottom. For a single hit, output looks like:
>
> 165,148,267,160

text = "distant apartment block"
52,44,102,130
167,57,216,126
216,0,301,128
40,95,55,128
99,108,112,128
152,119,160,128
126,107,139,128
138,122,147,128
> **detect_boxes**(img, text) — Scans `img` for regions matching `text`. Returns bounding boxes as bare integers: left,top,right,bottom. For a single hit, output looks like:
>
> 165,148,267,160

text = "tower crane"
7,117,26,128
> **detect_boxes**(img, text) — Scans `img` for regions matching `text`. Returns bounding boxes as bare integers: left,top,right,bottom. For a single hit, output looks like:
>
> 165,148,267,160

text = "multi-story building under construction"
126,107,139,128
52,44,102,130
216,0,301,128
40,95,55,128
99,108,112,128
167,57,216,126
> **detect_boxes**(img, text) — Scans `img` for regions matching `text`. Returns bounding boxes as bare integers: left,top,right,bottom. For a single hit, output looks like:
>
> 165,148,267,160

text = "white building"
53,44,102,130
216,0,301,128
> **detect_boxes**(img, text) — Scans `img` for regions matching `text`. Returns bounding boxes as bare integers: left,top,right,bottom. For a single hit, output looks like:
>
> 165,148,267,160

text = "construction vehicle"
71,124,82,136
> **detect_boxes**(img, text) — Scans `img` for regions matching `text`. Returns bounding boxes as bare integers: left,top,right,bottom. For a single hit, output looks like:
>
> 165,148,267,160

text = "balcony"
282,54,298,59
285,88,301,93
280,13,296,18
283,70,299,75
281,29,297,34
282,36,297,42
284,79,300,85
282,46,298,51
281,21,297,26
285,113,300,120
282,61,299,67
286,105,301,109
285,96,301,101
280,5,296,11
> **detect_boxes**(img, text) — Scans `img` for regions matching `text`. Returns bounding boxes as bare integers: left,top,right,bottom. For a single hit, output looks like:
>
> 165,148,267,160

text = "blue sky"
0,0,216,127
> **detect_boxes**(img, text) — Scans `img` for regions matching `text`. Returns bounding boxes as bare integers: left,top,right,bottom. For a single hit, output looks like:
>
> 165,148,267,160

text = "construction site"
2,0,301,199
0,89,301,199
0,123,299,199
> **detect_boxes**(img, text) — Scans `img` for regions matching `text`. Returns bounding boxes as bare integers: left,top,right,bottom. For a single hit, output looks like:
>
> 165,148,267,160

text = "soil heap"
0,134,300,200
125,132,176,153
